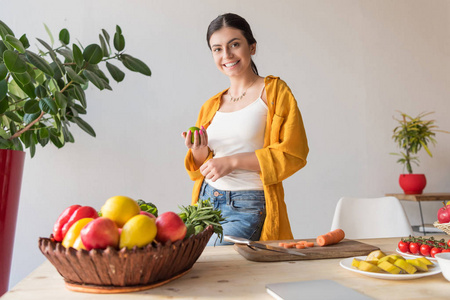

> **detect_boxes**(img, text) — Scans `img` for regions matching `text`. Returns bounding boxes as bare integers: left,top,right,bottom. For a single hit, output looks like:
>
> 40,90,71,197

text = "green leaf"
24,111,39,124
0,79,7,101
120,54,151,76
10,74,35,99
59,28,70,45
113,32,125,51
49,128,64,148
102,29,110,45
0,20,14,39
83,69,105,90
0,137,13,149
24,99,40,114
83,44,103,64
0,63,7,81
13,71,31,85
73,116,96,137
72,44,84,68
0,97,8,114
36,38,57,62
39,127,49,139
34,85,47,98
55,91,67,109
5,35,25,53
39,97,58,114
65,67,85,84
116,25,122,35
106,62,125,82
43,23,54,46
50,61,63,80
73,104,86,114
62,123,74,143
5,111,22,122
56,49,73,61
3,50,27,73
99,34,108,57
72,85,86,108
0,41,7,59
19,34,30,49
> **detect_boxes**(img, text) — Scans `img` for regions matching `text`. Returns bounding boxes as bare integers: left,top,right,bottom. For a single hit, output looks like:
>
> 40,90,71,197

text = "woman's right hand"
181,126,209,151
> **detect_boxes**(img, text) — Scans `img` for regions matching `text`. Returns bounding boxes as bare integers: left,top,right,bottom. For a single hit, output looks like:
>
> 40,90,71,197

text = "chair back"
330,196,413,239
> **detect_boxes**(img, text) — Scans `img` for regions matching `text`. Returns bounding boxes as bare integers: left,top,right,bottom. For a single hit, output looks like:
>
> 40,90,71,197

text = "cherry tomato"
420,244,431,257
409,242,420,254
398,241,410,253
431,247,442,258
448,240,450,247
442,248,450,253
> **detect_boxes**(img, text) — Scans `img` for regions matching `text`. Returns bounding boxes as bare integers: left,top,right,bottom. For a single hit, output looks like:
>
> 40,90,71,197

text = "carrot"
295,244,305,249
297,240,307,245
316,228,345,247
278,242,285,247
305,242,315,247
285,243,296,248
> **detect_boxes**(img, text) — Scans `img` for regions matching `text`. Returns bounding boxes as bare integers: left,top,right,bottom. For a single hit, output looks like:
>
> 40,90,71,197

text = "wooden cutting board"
234,238,379,262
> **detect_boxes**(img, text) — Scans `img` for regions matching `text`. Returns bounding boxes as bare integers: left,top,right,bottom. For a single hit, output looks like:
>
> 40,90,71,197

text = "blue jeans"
199,182,266,246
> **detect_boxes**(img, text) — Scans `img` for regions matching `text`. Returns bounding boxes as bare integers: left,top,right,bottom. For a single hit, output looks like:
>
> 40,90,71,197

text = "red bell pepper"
61,206,99,238
53,205,81,242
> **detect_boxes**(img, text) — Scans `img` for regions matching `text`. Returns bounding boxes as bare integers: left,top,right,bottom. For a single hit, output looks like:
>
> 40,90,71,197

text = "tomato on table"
431,247,442,258
409,242,420,254
419,244,431,257
398,240,409,253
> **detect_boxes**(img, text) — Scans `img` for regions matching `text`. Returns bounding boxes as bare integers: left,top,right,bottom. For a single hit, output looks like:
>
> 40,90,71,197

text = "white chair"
330,196,413,239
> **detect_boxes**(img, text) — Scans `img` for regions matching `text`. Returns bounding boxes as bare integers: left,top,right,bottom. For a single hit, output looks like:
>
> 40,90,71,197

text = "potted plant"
391,111,449,194
0,20,150,295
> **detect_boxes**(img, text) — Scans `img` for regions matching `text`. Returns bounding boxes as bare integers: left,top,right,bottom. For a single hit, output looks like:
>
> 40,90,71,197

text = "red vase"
0,149,25,296
399,174,427,195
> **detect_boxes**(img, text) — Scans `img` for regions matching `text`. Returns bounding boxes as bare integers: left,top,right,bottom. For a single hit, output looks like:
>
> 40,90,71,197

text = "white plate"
340,256,441,280
395,248,437,262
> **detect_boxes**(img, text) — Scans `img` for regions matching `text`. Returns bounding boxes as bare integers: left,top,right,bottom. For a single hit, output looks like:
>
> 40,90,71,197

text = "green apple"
186,126,201,144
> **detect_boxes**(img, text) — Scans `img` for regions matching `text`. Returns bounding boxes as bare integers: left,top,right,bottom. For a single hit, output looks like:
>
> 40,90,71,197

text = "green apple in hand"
186,126,201,144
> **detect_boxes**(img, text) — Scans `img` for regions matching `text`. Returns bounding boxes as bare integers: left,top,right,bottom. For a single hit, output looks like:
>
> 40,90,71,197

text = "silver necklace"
228,78,258,102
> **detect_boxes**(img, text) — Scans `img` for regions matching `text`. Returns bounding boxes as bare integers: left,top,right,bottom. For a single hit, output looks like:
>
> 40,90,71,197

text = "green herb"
137,199,158,217
178,199,225,242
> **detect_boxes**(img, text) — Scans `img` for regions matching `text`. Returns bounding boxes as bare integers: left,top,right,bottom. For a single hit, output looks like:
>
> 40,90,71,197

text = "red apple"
140,211,156,219
155,212,187,244
80,217,120,250
438,202,450,223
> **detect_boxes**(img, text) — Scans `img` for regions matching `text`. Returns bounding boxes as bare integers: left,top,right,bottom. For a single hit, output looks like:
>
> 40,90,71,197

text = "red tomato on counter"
398,241,409,253
409,242,420,254
431,247,442,258
419,244,431,257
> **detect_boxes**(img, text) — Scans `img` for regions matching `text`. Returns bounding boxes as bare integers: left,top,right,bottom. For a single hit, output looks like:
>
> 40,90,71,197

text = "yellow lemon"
101,195,140,228
119,214,157,249
62,218,93,249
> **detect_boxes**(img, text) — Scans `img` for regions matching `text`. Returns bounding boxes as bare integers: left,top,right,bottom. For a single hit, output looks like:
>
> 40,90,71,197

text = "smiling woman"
181,13,309,246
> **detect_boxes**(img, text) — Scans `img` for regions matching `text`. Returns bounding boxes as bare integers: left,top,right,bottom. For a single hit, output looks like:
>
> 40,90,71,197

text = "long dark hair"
206,13,259,75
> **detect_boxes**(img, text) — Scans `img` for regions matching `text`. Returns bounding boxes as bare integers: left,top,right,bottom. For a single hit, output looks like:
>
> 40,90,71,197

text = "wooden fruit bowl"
38,225,214,293
433,221,450,235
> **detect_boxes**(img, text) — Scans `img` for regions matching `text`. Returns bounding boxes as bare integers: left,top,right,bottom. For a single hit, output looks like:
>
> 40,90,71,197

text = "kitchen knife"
224,235,306,256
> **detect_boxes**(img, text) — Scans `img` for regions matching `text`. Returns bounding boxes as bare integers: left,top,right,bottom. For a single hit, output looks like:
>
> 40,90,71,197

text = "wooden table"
3,236,450,300
386,193,450,235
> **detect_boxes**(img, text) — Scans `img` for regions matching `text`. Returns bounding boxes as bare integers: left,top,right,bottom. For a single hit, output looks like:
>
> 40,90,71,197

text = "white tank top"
205,94,268,191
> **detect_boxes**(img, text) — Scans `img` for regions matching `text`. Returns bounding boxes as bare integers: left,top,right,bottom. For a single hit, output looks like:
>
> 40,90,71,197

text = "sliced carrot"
297,240,307,245
316,228,345,247
278,242,285,247
285,243,296,248
296,244,306,249
305,242,315,247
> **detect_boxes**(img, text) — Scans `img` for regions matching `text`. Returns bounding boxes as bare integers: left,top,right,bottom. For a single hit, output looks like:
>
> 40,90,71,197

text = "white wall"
3,0,450,288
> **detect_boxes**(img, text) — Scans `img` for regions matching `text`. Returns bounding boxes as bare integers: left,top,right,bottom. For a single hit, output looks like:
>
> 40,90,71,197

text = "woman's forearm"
192,147,210,169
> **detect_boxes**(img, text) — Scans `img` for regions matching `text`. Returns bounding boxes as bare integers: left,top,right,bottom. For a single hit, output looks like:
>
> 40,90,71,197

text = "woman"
182,13,308,245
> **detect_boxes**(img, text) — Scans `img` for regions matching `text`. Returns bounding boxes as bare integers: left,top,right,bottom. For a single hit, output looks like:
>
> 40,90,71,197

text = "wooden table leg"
418,201,426,235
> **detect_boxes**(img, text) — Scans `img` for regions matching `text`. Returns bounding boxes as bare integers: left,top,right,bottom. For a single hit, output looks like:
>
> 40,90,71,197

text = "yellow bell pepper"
62,218,93,249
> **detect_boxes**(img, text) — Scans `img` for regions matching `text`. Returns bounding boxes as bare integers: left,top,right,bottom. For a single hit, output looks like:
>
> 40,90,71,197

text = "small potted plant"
0,20,150,295
391,111,449,194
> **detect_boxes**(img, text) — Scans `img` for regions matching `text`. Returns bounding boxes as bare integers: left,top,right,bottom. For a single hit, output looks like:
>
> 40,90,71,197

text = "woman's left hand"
200,157,235,182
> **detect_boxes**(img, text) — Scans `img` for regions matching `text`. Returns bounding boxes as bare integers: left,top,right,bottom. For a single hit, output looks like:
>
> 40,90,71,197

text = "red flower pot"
0,149,25,296
399,174,427,195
